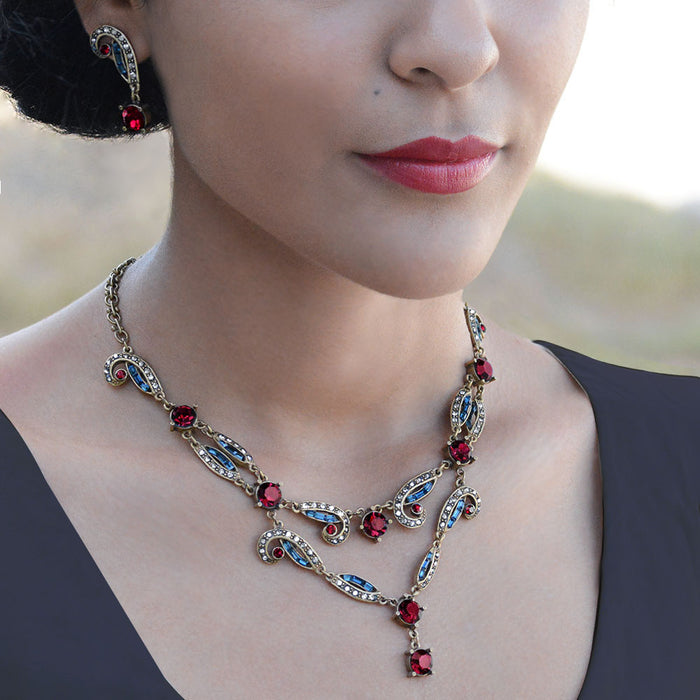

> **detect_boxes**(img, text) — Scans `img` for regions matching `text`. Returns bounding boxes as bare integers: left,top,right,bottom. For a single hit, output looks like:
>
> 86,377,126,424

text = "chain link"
104,259,492,655
377,594,399,607
345,499,395,520
104,258,137,353
266,510,284,529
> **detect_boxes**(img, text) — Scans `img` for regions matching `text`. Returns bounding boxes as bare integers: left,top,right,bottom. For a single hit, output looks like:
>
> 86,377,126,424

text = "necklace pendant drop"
103,262,494,681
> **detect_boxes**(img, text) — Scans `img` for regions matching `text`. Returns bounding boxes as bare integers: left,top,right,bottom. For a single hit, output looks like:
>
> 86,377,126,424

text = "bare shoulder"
484,321,597,432
0,285,111,441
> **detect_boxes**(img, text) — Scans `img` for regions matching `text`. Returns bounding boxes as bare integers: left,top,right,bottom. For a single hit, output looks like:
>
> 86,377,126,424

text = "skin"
70,0,588,465
0,1,601,697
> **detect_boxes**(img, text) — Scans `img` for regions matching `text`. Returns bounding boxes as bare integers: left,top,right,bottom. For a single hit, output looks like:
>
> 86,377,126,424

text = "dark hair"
0,0,168,138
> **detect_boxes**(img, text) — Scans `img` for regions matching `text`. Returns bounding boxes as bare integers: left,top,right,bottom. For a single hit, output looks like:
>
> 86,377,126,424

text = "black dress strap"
535,341,700,699
0,408,182,698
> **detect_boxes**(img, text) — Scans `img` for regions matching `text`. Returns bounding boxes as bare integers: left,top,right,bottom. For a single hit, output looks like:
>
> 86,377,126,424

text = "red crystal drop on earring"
121,104,147,132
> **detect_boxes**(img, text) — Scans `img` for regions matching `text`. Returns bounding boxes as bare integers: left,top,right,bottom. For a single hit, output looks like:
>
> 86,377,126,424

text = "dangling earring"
89,25,151,133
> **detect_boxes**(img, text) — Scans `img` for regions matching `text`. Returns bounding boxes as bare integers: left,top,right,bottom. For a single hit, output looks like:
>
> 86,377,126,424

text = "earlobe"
73,0,152,63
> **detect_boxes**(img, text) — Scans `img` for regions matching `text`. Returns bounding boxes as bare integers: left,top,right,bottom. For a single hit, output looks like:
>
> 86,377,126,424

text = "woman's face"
146,0,589,298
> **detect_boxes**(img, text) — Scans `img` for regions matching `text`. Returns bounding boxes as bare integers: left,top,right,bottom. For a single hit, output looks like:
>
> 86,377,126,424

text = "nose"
388,0,499,91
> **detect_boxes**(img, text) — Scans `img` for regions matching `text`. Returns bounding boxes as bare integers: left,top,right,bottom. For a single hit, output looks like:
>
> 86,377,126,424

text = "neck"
113,142,499,492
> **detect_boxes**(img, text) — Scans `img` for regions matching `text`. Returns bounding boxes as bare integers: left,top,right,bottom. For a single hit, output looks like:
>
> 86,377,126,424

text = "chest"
27,430,603,699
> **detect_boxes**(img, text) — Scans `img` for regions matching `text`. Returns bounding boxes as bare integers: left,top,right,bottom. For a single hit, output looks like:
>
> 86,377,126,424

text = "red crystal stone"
464,500,477,516
362,511,388,539
272,546,284,559
411,504,423,515
122,104,146,132
397,598,422,625
448,439,472,464
256,482,282,509
475,357,494,382
326,523,338,536
170,405,197,429
409,649,433,676
99,43,111,56
114,368,127,380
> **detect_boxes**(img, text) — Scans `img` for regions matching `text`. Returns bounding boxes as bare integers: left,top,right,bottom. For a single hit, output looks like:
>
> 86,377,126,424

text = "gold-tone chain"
104,257,137,353
103,256,492,678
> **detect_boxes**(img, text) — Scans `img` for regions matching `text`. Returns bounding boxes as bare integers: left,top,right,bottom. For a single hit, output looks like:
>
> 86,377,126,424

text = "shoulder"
0,286,111,441
535,340,700,494
535,340,699,416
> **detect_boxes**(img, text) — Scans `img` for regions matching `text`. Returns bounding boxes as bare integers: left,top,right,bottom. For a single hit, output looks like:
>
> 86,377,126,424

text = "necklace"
103,257,495,678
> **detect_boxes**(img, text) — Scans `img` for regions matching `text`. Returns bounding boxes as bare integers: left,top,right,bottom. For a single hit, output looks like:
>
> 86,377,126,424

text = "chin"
317,226,502,300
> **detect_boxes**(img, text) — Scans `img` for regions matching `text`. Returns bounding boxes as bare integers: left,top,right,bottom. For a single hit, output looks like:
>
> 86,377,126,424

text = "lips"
356,135,500,195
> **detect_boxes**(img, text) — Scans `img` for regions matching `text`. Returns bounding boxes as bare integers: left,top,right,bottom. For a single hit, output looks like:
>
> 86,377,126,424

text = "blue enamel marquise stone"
127,364,151,393
112,42,128,79
418,551,433,583
215,437,247,462
204,446,237,472
406,481,434,504
281,540,311,568
447,499,465,528
460,397,478,431
340,574,377,593
304,510,340,524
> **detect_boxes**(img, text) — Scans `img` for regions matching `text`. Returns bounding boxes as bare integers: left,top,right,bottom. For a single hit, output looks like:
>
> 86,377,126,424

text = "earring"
89,25,151,133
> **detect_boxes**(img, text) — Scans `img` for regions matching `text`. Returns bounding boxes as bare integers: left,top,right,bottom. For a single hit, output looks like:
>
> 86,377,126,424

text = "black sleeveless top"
1,341,699,699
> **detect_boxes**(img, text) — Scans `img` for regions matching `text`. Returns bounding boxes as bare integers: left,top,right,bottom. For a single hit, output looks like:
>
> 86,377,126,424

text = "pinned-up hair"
0,0,169,137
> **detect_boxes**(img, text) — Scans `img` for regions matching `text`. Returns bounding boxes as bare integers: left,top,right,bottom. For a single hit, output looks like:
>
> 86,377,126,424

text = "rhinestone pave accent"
103,257,495,678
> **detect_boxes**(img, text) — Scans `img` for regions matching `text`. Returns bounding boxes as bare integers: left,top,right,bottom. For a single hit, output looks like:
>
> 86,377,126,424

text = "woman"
0,1,697,698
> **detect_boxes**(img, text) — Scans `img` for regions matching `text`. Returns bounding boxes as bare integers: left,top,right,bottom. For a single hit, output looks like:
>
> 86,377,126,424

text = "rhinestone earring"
89,25,150,133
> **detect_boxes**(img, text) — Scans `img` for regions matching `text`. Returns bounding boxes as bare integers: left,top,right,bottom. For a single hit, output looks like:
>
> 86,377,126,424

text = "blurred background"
1,0,698,374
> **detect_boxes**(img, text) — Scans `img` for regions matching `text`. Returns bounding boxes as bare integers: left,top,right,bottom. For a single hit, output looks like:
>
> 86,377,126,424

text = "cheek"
146,1,590,299
151,2,367,187
150,1,385,261
495,0,590,149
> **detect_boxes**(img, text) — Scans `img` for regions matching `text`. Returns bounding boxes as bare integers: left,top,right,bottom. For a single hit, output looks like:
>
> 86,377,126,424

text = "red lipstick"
356,136,499,195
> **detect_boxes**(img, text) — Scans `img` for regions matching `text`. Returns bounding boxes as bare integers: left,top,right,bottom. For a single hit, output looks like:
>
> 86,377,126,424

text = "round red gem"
480,323,486,332
464,500,477,516
409,649,433,676
475,357,494,382
411,504,423,515
256,482,282,509
170,405,197,430
114,368,127,380
272,546,284,559
448,439,472,464
362,511,388,539
397,598,422,625
122,104,146,132
326,523,338,536
99,43,111,56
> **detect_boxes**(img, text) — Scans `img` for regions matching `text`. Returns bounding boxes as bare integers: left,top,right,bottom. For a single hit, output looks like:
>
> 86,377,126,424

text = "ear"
73,0,152,62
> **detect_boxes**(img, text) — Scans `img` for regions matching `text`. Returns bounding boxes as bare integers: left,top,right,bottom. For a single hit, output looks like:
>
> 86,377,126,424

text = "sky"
1,0,698,208
538,0,700,208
